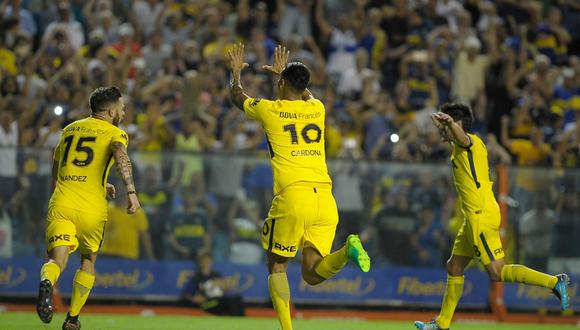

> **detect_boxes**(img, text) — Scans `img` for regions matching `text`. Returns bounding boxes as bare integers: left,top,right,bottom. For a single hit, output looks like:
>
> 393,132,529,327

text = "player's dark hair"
439,102,474,132
281,62,310,92
89,86,122,114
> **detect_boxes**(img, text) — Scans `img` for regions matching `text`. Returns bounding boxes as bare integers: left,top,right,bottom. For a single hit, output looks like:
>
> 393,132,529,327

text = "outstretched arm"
228,43,251,111
432,112,472,147
111,141,140,214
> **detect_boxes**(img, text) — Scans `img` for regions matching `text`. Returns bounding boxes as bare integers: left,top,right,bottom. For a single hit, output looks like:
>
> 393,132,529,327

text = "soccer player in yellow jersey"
415,103,569,330
36,86,141,330
228,44,371,330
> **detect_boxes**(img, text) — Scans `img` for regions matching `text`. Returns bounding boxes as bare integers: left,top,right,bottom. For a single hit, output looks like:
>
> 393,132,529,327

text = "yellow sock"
69,270,95,317
40,262,61,285
437,275,464,329
268,273,292,330
501,264,558,289
314,245,348,279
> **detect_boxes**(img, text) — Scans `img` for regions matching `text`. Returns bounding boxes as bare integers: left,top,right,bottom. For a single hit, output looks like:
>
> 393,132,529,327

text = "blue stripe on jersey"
479,233,495,262
267,219,276,252
467,148,481,189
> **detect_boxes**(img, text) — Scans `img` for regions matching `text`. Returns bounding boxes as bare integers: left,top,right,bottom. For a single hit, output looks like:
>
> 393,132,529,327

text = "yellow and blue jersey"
450,133,499,216
49,117,129,217
243,97,332,195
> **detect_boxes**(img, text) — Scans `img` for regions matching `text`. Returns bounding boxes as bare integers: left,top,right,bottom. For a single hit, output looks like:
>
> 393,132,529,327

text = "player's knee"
446,260,464,276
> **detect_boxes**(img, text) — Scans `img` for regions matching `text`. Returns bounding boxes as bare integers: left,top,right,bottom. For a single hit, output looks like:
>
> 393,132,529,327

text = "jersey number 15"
61,135,96,167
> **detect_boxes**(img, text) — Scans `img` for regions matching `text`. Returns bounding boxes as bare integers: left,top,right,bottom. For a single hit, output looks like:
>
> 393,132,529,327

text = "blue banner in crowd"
2,257,574,310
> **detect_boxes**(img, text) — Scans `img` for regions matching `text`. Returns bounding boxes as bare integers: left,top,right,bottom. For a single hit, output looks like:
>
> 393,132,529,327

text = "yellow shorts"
451,211,505,265
262,182,338,258
46,206,107,255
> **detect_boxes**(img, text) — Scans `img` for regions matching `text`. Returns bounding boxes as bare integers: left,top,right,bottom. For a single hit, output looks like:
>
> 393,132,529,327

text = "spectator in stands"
42,1,84,50
451,33,497,104
362,185,416,266
131,0,164,38
553,189,580,257
337,48,380,100
3,0,37,37
410,205,446,267
278,0,313,42
170,116,207,192
142,29,172,77
183,250,245,316
166,190,211,260
101,187,155,260
0,196,13,258
227,191,262,265
314,0,359,81
520,193,557,271
138,165,170,258
0,109,18,203
396,50,439,115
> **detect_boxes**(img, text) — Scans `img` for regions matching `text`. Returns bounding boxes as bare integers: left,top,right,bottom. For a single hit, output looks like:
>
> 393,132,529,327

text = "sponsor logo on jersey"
48,234,71,243
279,112,322,120
274,242,297,253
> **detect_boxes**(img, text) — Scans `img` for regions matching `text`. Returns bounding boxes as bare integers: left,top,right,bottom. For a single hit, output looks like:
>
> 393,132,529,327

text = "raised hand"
262,45,290,75
228,43,249,78
433,112,454,126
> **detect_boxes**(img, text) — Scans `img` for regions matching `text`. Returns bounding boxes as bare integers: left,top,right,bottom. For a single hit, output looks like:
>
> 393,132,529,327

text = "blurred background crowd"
0,0,579,273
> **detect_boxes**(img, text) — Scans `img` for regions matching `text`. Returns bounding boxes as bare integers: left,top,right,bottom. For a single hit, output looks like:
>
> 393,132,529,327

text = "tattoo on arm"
230,80,250,111
111,142,136,191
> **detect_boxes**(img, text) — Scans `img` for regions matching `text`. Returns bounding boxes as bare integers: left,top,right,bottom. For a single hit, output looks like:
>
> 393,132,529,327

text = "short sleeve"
243,97,273,121
111,128,129,148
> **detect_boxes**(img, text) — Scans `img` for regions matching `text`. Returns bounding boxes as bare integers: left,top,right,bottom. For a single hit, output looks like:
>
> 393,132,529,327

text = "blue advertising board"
7,257,574,310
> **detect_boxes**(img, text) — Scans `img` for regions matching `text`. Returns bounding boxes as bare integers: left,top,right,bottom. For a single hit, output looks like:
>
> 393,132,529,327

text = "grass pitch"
0,312,577,330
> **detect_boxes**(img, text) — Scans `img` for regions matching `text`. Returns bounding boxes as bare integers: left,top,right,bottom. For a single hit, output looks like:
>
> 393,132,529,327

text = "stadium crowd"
0,0,579,269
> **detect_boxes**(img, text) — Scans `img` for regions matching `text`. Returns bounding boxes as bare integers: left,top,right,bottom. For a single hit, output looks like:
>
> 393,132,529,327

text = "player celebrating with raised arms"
228,44,371,330
36,86,141,330
415,103,569,330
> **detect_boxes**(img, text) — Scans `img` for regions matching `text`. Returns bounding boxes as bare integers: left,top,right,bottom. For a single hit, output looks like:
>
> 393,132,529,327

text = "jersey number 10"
61,135,97,167
283,123,322,144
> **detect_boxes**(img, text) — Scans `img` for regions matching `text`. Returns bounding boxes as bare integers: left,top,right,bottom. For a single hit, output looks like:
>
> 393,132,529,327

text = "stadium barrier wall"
2,257,575,310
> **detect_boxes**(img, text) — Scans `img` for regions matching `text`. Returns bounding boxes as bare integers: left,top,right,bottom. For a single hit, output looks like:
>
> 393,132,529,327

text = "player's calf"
485,259,505,282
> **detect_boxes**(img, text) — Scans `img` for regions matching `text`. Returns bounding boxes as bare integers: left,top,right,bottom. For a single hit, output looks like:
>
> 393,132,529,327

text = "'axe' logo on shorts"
274,242,296,252
48,234,71,243
494,248,503,256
